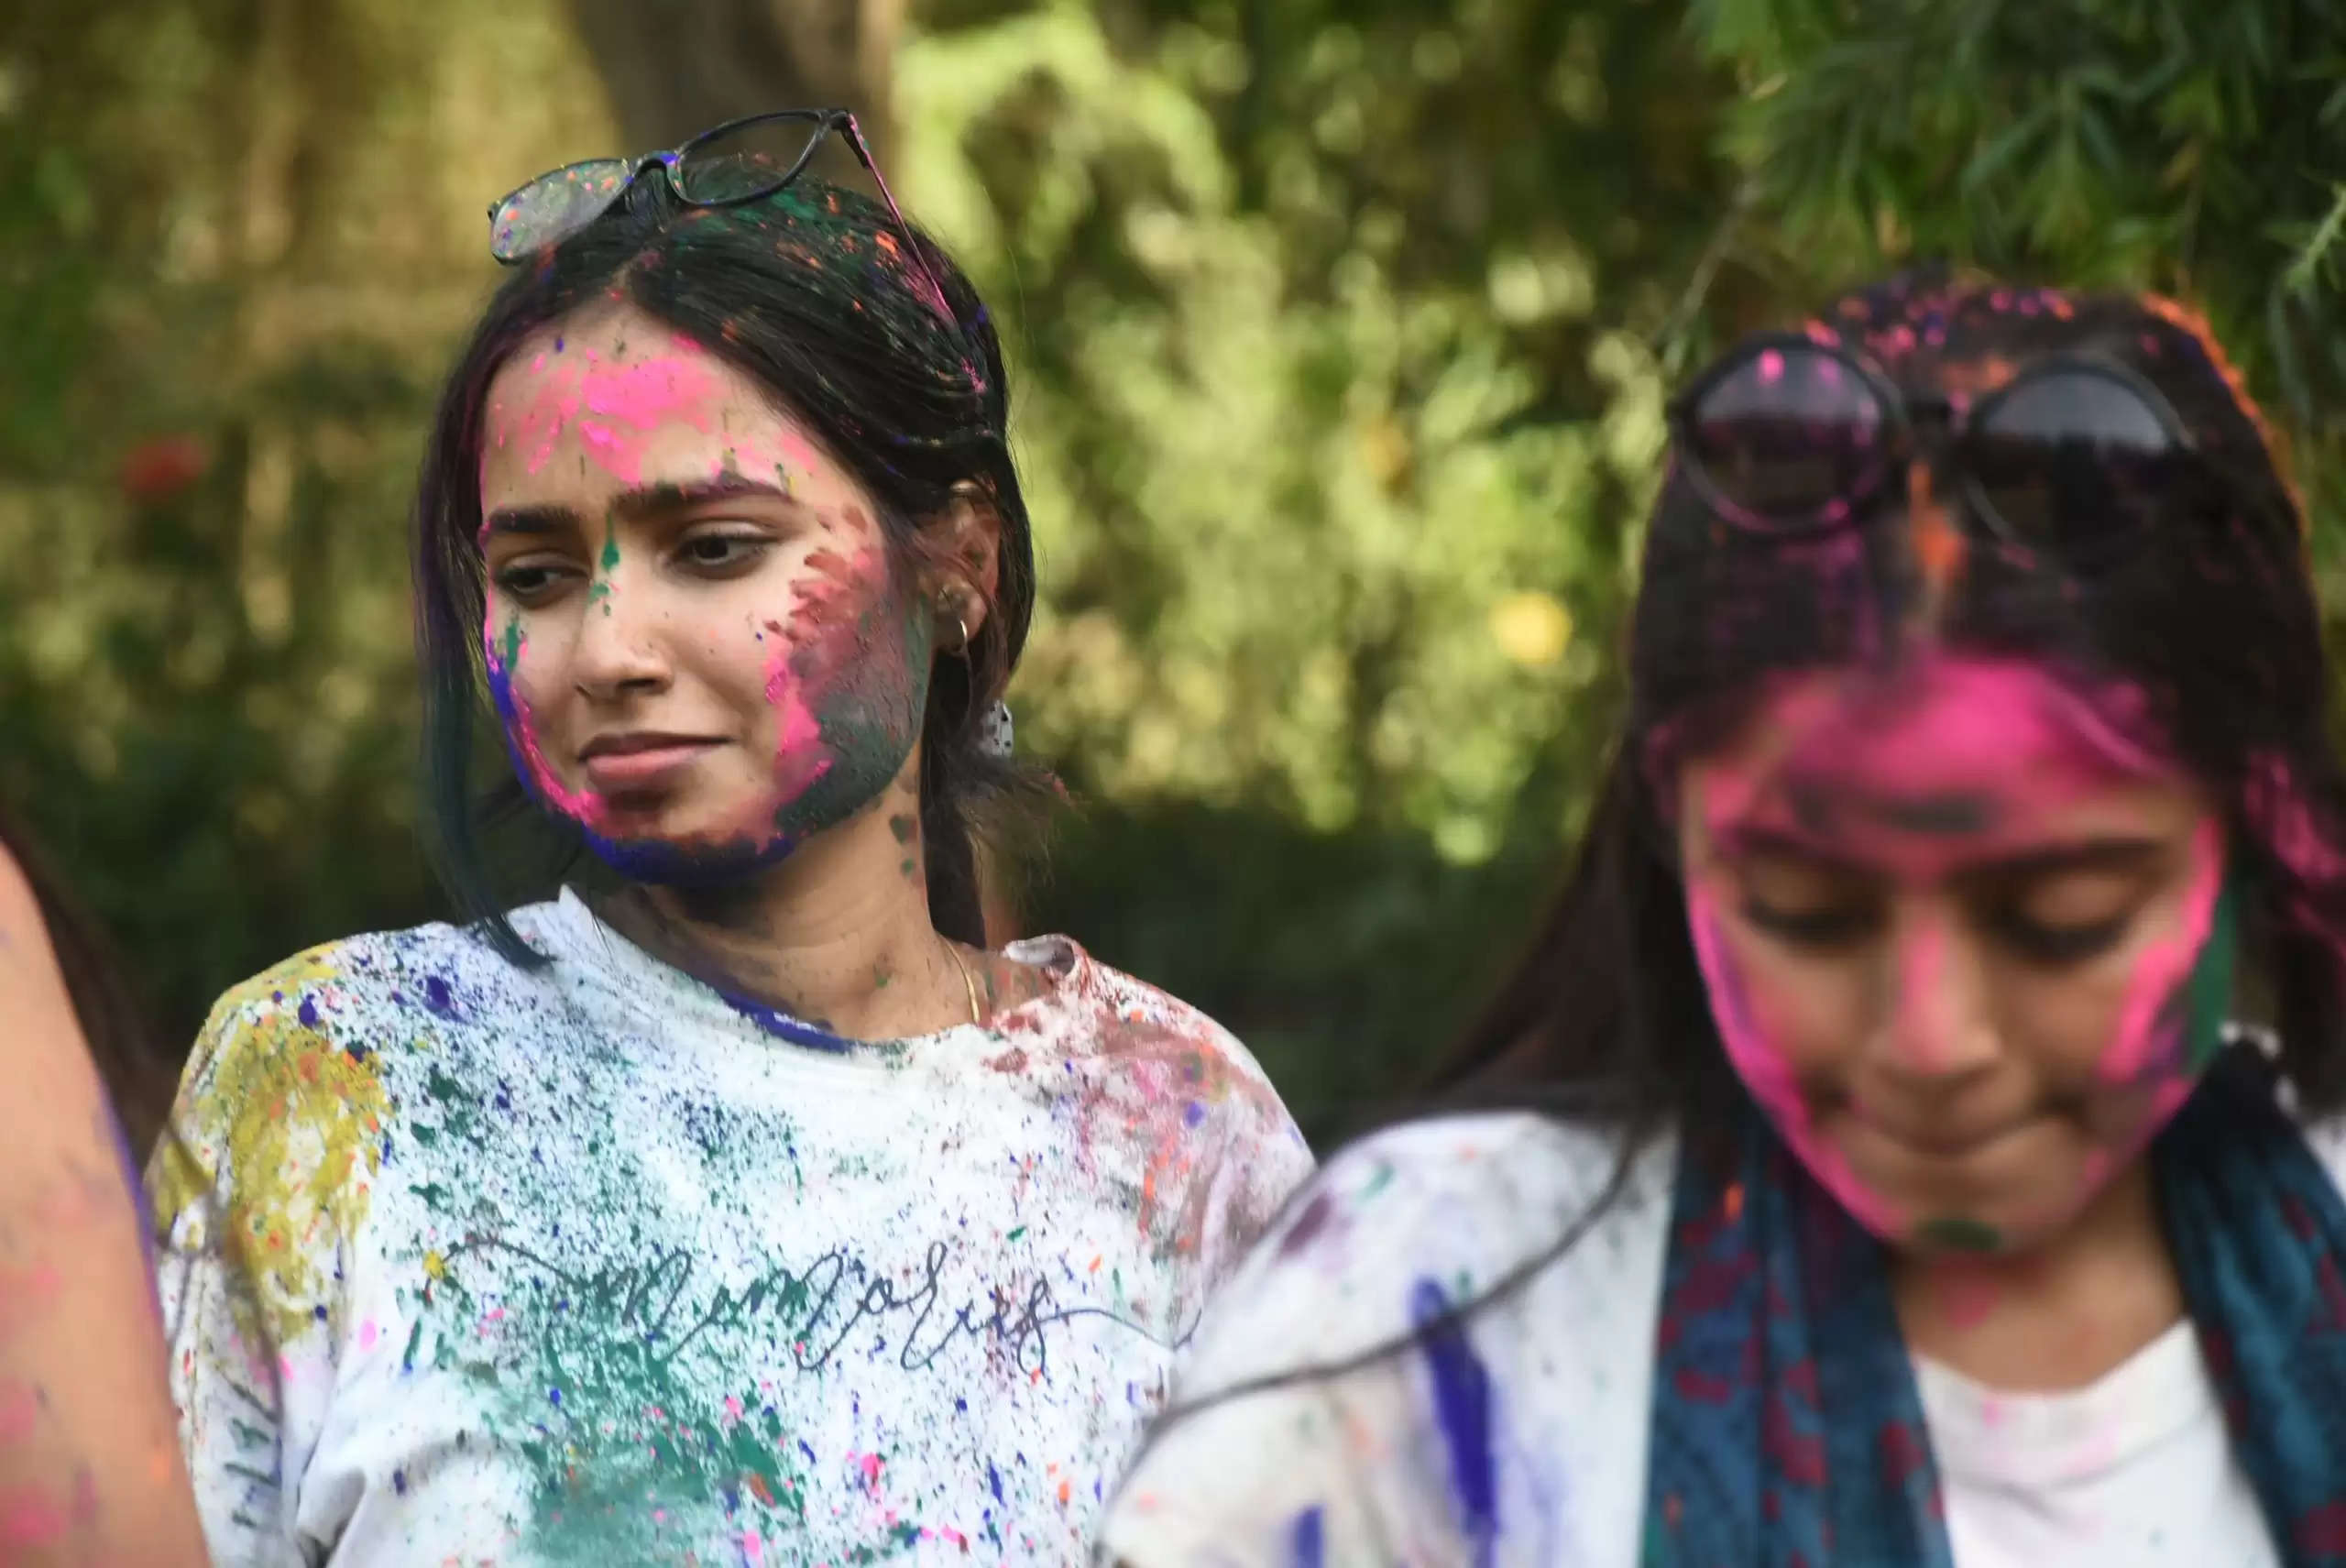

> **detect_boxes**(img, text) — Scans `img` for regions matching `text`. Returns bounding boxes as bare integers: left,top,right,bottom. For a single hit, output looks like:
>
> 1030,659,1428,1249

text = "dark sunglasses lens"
489,159,632,261
1684,346,1885,524
674,115,831,203
1970,372,2187,549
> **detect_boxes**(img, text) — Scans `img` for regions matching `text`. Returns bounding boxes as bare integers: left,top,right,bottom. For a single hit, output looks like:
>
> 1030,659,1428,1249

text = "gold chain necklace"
943,939,982,1027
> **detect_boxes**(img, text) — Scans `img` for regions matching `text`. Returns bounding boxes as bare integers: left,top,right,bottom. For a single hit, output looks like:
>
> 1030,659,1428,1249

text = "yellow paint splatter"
152,948,389,1346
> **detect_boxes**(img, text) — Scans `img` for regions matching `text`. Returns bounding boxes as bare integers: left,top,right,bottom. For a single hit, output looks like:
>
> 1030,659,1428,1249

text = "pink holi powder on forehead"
1694,657,2181,879
488,349,727,485
1771,658,2165,796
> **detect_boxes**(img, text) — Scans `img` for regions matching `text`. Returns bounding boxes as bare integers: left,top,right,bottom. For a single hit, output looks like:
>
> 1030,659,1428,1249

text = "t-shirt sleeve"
1098,1114,1581,1567
147,953,389,1566
1188,1040,1318,1303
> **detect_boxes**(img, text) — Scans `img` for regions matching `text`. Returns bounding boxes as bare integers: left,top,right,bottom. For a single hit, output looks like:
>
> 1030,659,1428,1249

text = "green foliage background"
2,0,2341,1145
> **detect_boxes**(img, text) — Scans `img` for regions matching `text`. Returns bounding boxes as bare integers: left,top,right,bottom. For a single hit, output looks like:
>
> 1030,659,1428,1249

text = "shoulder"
169,910,575,1175
190,914,543,1069
1099,1113,1674,1566
990,938,1316,1271
994,936,1302,1138
1175,1111,1672,1398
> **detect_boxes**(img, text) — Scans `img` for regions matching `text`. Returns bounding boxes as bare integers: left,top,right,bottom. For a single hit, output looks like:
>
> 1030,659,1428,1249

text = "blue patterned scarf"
1643,1051,2346,1566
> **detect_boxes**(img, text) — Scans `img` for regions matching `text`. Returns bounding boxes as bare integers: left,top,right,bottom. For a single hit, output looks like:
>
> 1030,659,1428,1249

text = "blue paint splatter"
717,988,855,1054
298,994,322,1029
1288,1504,1326,1567
988,1462,1004,1504
1182,1100,1207,1129
422,974,458,1019
1410,1277,1497,1563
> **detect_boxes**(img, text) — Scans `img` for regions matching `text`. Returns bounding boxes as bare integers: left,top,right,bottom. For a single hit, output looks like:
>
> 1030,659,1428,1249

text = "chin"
576,815,806,887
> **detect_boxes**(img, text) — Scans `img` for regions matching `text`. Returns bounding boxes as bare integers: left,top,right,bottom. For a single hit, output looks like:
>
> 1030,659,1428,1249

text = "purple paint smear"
1288,1504,1326,1567
1409,1277,1497,1563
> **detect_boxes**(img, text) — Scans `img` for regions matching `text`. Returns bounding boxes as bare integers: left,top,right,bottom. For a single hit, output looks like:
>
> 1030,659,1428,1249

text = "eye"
1741,896,1883,951
1985,907,2133,967
1731,848,1881,952
1975,861,2153,968
491,560,578,604
676,530,773,573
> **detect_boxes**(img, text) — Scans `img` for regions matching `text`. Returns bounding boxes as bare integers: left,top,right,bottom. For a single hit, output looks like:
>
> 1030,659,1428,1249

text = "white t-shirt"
149,889,1315,1567
1098,1111,2314,1567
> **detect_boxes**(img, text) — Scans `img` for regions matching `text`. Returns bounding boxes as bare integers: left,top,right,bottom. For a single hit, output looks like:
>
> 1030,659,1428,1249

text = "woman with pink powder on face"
1098,275,2346,1566
146,111,1310,1567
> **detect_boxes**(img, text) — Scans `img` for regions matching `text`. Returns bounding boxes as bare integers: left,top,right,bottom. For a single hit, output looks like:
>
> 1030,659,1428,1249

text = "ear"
924,480,1005,649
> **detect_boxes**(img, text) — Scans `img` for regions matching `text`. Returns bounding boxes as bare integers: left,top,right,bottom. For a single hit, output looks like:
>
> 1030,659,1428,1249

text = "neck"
1891,1158,2185,1392
593,756,980,1041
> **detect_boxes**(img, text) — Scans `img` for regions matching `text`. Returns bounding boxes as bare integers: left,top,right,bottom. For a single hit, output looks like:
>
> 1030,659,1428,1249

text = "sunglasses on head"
1666,333,2204,556
486,107,955,322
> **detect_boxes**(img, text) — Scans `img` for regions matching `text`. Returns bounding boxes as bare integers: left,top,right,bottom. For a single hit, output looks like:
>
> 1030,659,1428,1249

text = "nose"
1875,903,2000,1080
568,577,672,703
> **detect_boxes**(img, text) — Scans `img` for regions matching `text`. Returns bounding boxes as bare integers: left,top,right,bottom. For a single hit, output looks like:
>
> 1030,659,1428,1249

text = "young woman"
150,110,1311,1566
0,808,205,1565
1098,276,2346,1565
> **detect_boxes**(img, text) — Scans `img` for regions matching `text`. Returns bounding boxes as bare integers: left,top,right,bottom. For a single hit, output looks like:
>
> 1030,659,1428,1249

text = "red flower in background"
119,434,210,505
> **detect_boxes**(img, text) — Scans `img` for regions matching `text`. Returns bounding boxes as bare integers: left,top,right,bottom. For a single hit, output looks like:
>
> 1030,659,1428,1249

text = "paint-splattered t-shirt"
1098,1111,2308,1567
148,890,1313,1567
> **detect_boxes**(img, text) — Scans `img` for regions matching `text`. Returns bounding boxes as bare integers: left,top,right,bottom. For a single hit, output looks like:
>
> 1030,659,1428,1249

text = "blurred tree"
1688,0,2346,583
568,0,905,156
892,0,1748,1129
9,0,2336,1147
0,0,615,1088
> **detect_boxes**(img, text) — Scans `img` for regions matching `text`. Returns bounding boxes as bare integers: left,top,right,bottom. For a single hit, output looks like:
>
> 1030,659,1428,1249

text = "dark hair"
0,801,175,1155
411,177,1039,955
1441,274,2346,1140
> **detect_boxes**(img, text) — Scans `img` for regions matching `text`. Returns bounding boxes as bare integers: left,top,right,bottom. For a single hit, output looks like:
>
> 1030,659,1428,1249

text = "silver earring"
956,616,971,653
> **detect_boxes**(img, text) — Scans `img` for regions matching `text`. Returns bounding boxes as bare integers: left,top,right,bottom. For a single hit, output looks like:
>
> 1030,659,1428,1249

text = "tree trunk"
567,0,905,170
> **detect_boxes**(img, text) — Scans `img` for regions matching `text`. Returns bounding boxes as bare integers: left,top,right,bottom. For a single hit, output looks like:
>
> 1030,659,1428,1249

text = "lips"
1839,1089,2045,1164
1847,1101,2031,1161
577,733,722,793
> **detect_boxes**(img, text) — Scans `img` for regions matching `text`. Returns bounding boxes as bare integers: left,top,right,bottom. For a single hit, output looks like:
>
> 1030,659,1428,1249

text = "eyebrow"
479,475,797,539
1718,824,2170,882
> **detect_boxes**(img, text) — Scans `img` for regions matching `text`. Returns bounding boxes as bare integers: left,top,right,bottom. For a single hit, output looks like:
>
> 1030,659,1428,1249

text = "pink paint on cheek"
0,1382,38,1444
483,619,611,834
1687,883,1902,1234
2100,817,2225,1085
0,1485,67,1549
762,646,834,813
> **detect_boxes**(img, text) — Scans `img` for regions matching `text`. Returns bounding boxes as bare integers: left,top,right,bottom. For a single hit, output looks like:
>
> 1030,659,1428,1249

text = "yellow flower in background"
1488,590,1573,668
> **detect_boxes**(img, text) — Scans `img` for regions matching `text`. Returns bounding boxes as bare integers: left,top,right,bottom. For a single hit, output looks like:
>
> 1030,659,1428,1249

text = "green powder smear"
1914,1216,2003,1253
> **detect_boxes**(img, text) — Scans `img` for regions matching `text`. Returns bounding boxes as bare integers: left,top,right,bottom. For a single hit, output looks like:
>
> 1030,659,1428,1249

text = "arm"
0,845,207,1566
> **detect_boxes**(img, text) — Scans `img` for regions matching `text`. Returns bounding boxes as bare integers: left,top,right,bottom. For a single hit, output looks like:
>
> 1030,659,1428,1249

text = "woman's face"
477,304,931,882
1676,655,2231,1256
